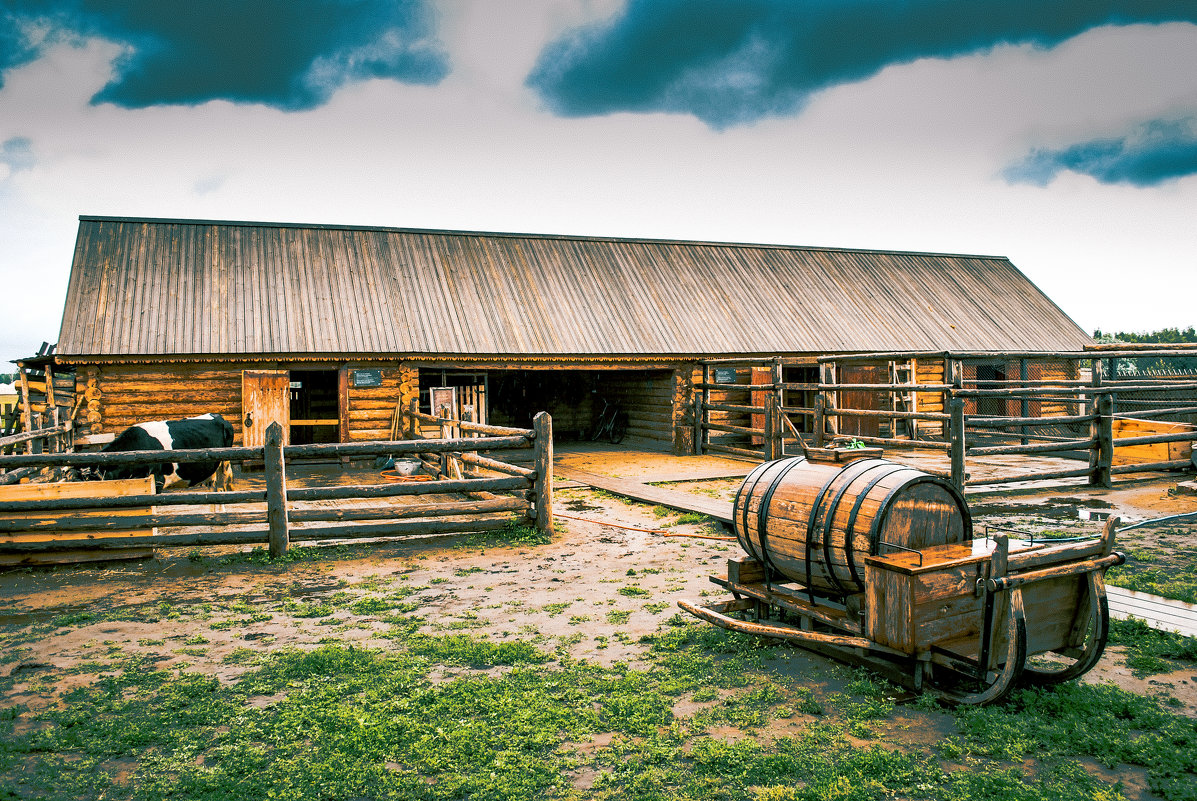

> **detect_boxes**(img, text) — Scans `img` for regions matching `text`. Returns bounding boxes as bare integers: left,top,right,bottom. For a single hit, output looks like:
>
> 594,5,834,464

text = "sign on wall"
351,369,383,388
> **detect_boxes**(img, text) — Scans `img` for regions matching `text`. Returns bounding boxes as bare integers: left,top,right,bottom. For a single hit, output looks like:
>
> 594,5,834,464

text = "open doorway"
290,369,339,445
418,370,488,425
975,363,1008,418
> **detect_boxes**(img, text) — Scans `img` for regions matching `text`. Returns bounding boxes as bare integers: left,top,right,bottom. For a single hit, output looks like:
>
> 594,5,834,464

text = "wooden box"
807,446,884,463
864,539,1089,662
1112,418,1194,466
0,477,157,566
864,540,990,656
726,556,766,585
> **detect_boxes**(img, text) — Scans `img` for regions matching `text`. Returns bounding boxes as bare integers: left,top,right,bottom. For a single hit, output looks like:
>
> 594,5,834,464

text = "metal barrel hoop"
733,459,781,568
810,458,889,597
820,459,894,593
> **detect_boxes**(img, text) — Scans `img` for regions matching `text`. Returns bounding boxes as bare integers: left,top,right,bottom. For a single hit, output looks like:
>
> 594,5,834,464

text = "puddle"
970,499,1115,521
1048,497,1116,509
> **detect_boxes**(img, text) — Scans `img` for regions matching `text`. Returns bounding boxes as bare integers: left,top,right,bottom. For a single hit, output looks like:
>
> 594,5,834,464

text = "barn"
52,216,1091,454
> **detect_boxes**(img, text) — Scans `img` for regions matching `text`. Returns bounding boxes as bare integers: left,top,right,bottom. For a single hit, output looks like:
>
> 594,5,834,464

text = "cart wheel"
1022,572,1110,686
931,587,1028,706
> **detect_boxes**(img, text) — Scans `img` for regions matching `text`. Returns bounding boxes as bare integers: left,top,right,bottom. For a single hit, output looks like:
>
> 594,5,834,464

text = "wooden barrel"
733,456,971,596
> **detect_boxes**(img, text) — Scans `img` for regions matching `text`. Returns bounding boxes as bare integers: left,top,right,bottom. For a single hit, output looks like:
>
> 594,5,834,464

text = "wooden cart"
678,453,1123,704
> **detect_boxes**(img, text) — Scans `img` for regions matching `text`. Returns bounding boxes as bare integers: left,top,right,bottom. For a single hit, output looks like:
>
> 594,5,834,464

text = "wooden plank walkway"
554,466,734,525
1107,586,1197,638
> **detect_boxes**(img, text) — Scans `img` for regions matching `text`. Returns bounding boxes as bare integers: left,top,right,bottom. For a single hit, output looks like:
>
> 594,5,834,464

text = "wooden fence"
0,413,553,563
694,350,1197,491
0,423,74,484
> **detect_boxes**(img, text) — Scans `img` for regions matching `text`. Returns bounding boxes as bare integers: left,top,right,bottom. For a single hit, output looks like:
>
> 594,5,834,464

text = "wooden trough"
678,452,1123,705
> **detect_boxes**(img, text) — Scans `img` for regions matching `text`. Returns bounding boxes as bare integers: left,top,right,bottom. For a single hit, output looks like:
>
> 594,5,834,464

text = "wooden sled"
679,517,1123,705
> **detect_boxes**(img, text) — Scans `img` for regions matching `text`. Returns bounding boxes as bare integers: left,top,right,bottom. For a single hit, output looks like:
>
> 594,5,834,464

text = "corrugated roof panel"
56,217,1092,357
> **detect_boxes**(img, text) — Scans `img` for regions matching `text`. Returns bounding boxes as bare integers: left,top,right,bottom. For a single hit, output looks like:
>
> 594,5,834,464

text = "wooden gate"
242,370,290,448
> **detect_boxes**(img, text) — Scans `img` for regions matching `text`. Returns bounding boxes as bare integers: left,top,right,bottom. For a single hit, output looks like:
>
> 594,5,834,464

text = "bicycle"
591,398,628,444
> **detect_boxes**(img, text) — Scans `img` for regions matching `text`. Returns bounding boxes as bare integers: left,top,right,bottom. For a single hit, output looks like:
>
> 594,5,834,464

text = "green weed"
1110,617,1197,675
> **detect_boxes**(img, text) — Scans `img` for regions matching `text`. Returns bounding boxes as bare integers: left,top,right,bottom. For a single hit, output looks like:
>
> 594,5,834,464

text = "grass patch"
457,517,552,548
1106,534,1197,604
1110,617,1197,675
2,630,1194,801
952,681,1197,800
405,634,550,668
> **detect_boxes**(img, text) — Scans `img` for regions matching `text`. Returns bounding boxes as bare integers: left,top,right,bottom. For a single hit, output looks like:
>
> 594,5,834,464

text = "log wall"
345,364,414,442
82,361,417,444
913,356,946,439
88,363,244,440
605,369,675,447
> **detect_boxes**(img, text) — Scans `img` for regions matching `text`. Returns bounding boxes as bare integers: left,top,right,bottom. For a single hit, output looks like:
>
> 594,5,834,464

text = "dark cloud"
1005,118,1197,187
527,0,1197,128
0,0,448,109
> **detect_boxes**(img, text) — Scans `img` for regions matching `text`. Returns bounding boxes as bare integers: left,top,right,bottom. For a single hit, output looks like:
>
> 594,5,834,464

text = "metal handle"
878,541,922,566
244,412,253,428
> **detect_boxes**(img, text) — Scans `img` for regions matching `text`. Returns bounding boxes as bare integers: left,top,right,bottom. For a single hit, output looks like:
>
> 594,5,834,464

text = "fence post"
765,392,780,460
406,398,419,438
1092,392,1113,488
264,421,290,558
814,395,826,448
950,396,966,489
701,363,711,455
532,412,554,537
17,365,33,447
1088,360,1111,487
772,357,784,459
1019,358,1029,446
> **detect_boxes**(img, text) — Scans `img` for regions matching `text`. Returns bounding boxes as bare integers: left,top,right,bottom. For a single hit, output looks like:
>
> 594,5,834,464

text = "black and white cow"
101,413,235,491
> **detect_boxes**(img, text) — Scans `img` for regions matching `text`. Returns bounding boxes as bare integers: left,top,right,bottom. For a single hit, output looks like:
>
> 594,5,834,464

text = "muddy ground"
1,450,1196,797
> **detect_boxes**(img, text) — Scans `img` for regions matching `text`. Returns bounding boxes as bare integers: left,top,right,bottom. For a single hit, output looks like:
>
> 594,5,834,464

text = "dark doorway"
975,363,1008,418
289,369,339,445
485,370,596,438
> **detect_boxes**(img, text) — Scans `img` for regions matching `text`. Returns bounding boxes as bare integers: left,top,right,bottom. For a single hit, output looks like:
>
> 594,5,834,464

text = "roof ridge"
76,215,1010,261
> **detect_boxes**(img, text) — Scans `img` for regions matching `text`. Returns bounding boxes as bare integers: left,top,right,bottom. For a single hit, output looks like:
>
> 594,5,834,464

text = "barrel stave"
734,456,971,596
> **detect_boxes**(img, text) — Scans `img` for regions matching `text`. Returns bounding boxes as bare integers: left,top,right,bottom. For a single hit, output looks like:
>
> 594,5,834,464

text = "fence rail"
694,351,1196,491
0,414,553,562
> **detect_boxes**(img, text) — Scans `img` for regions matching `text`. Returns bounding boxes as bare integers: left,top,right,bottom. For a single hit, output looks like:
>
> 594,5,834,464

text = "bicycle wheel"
609,415,627,444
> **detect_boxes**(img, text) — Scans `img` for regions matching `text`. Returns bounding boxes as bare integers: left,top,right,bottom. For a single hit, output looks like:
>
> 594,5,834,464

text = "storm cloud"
1006,118,1197,187
0,0,448,109
526,0,1197,129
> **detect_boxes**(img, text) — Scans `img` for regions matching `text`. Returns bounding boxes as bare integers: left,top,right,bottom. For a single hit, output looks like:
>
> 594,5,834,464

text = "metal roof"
56,216,1091,358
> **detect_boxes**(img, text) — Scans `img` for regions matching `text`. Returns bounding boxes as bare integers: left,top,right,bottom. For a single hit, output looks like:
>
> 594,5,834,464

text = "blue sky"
1,1,1194,357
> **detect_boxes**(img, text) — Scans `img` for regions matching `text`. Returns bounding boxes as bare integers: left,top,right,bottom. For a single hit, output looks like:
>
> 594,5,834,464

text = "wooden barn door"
838,363,884,438
242,370,290,448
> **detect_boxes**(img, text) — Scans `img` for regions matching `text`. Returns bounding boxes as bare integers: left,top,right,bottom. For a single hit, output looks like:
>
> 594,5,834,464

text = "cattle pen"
0,413,553,565
693,345,1197,491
